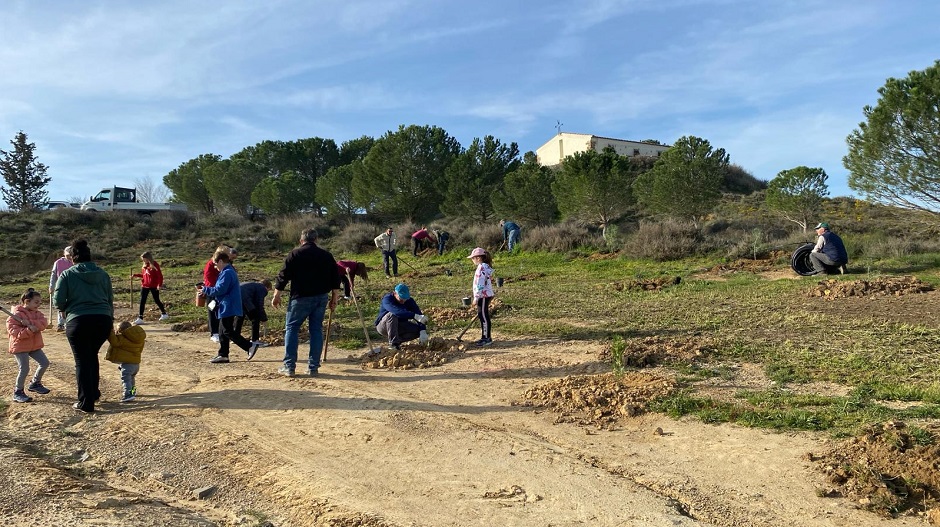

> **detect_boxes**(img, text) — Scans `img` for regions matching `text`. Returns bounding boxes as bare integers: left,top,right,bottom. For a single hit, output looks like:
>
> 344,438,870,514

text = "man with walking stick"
271,228,340,377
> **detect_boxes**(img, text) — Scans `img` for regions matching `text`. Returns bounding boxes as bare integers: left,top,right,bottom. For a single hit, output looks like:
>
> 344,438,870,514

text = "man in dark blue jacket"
374,283,428,350
236,279,272,346
810,222,848,274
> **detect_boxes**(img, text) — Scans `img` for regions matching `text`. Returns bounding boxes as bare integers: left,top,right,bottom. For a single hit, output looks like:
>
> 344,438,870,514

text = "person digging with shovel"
374,283,428,351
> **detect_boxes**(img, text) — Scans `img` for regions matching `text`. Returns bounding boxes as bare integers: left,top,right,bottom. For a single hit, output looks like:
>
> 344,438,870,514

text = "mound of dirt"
598,335,715,367
517,372,677,428
611,276,681,292
424,306,475,324
707,254,784,275
351,337,466,369
811,421,940,519
507,272,545,283
807,276,934,299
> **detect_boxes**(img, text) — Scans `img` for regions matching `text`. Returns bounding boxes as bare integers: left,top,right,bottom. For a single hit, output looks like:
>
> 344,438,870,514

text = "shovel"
456,313,480,342
347,270,378,354
322,306,333,361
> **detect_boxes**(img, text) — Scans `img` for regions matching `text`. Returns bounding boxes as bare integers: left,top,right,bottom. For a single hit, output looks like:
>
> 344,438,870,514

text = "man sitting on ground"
374,283,428,350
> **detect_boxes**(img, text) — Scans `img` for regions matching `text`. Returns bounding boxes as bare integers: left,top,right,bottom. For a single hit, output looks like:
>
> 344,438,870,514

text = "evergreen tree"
492,152,558,226
440,136,520,222
552,147,637,239
0,131,51,211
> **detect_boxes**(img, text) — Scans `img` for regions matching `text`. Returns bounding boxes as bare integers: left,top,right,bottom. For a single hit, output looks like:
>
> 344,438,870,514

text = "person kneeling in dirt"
810,222,848,275
374,283,428,351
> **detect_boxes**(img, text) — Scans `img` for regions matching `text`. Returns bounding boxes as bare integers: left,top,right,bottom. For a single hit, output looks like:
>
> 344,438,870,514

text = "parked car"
39,201,81,211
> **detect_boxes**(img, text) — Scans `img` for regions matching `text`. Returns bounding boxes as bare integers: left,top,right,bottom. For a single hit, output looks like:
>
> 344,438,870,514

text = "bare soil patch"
807,276,934,299
611,276,682,292
0,315,927,526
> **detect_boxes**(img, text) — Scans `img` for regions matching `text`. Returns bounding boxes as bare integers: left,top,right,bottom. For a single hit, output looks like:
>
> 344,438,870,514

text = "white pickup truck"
81,187,187,214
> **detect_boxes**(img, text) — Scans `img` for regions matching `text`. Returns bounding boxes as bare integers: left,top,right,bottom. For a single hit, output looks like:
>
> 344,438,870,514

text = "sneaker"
476,338,493,347
386,274,392,279
308,369,319,377
277,366,295,377
12,390,32,403
389,343,401,351
251,341,269,348
27,381,51,395
210,334,220,343
133,317,145,325
72,402,93,414
159,313,170,321
121,393,136,402
209,355,230,363
56,324,65,332
247,342,260,361
343,296,351,300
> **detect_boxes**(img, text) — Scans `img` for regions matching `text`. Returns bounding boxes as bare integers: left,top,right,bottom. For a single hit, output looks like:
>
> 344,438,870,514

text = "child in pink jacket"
6,288,51,403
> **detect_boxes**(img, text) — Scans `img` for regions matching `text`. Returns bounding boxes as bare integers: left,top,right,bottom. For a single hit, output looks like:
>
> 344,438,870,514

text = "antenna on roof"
555,120,563,134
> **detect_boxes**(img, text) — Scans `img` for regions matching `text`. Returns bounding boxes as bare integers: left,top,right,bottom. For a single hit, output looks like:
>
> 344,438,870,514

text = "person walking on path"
271,229,340,377
468,247,495,347
203,246,236,343
53,239,114,414
410,226,437,257
49,246,73,331
374,283,428,350
374,227,399,278
810,222,848,275
236,279,272,346
337,261,368,299
6,288,52,403
200,250,258,364
499,220,521,252
105,321,145,402
133,251,168,325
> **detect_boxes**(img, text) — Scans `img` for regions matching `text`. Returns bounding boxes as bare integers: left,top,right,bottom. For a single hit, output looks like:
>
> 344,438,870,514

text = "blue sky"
1,0,937,202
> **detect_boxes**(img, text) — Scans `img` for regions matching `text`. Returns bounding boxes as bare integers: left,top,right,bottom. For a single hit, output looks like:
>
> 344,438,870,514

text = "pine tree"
0,131,51,211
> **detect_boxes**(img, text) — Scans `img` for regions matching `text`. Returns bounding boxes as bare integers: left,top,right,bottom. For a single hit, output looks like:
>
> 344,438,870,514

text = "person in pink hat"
467,247,495,347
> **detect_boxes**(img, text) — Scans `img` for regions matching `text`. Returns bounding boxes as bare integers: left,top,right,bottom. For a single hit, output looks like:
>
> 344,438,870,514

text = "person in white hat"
467,247,495,347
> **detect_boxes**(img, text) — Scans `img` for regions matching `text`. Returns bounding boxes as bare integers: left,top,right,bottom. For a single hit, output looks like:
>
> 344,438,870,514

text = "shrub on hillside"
525,222,602,252
454,223,503,251
271,215,330,247
330,222,383,256
623,220,706,261
151,210,194,233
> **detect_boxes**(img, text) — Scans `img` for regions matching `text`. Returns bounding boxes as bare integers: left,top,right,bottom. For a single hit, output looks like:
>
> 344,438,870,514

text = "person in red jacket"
337,260,369,299
6,288,51,403
410,227,437,257
133,251,168,325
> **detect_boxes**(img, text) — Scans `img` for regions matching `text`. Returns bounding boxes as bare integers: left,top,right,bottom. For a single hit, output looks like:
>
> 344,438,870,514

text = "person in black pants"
53,239,114,414
236,279,272,345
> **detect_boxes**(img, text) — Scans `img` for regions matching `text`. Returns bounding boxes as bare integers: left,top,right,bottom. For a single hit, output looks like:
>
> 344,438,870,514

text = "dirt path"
0,317,916,526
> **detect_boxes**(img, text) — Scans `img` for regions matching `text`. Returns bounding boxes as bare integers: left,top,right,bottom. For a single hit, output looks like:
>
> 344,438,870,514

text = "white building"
536,133,670,166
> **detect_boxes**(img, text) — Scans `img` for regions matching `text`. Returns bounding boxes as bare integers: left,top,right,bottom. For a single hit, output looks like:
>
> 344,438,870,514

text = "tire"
791,243,816,276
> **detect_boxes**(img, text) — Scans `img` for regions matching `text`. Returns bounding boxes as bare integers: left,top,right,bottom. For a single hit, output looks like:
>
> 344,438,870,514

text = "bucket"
462,297,471,307
195,289,206,307
496,277,504,287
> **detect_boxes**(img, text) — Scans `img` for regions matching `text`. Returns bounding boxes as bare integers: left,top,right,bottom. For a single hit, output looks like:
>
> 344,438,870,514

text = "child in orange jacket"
6,288,51,403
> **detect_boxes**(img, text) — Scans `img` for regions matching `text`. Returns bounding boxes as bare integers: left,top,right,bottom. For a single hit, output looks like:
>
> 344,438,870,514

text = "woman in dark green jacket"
53,239,113,414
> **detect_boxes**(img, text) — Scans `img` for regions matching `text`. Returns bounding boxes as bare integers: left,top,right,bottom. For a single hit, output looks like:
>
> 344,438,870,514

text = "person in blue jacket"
374,283,428,350
499,220,521,252
809,222,848,274
200,250,259,363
